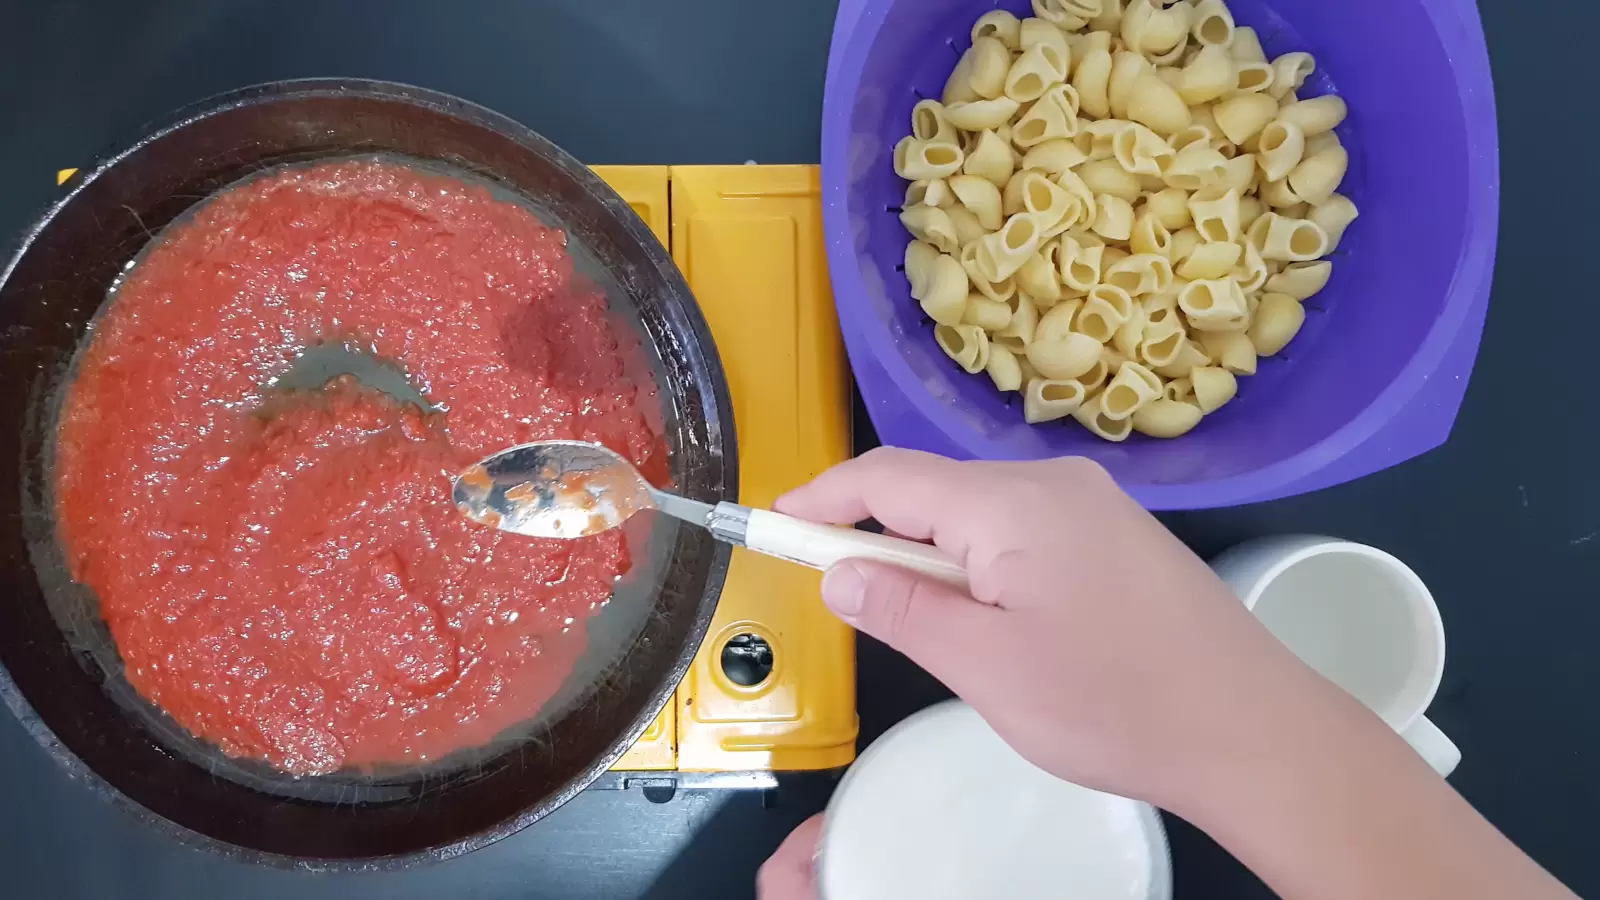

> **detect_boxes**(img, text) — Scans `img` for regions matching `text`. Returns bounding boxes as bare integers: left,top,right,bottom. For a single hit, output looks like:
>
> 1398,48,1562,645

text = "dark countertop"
1,1,1595,897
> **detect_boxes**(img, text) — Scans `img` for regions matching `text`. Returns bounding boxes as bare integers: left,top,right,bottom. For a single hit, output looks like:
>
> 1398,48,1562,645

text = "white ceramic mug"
1210,536,1461,776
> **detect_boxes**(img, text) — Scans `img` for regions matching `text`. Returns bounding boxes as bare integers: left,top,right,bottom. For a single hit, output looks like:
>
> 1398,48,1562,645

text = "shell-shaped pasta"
944,48,980,106
1278,95,1348,137
1073,46,1114,120
963,293,1014,331
1057,233,1106,291
1178,277,1248,329
1027,332,1104,380
1190,365,1238,413
1268,53,1315,100
1021,16,1073,57
1261,176,1303,209
1169,124,1214,152
1086,0,1123,32
1163,376,1194,402
1112,123,1176,176
1153,336,1212,380
1130,209,1174,257
1188,186,1242,243
1023,139,1090,174
1218,153,1257,195
1256,213,1329,262
1017,245,1065,303
944,204,988,247
1007,42,1072,104
1288,144,1349,205
1071,391,1133,441
1112,303,1148,359
1176,240,1242,279
1169,226,1203,266
1127,72,1191,135
1257,121,1307,183
1232,60,1274,95
1122,0,1190,60
1099,361,1163,420
1138,317,1186,367
1163,141,1229,191
948,174,1005,230
1069,27,1114,64
1145,187,1192,231
1013,85,1082,147
986,343,1025,392
1078,159,1143,203
1104,253,1173,296
911,99,959,146
905,240,941,294
1196,330,1258,375
1076,117,1128,161
1055,168,1098,220
946,97,1023,132
1073,284,1135,342
1213,93,1278,145
1079,354,1117,392
957,242,1015,302
1308,194,1359,251
1133,398,1204,438
1230,26,1267,64
1191,0,1234,47
1249,292,1307,356
962,130,1017,186
1023,377,1088,424
1232,239,1270,293
1304,130,1342,158
905,179,955,208
913,253,972,325
935,324,992,374
1016,171,1079,237
1179,44,1234,106
900,205,962,253
1108,51,1151,120
999,291,1041,342
969,36,1013,100
972,9,1023,50
1035,296,1082,344
1265,260,1333,300
1091,193,1135,241
1238,195,1266,230
1032,0,1092,31
979,213,1044,281
895,137,965,180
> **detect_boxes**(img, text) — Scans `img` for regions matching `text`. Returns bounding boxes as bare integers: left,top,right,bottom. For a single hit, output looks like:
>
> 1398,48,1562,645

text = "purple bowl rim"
821,0,1500,508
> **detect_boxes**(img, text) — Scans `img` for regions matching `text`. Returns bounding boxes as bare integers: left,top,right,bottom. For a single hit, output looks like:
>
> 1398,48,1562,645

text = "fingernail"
821,563,866,617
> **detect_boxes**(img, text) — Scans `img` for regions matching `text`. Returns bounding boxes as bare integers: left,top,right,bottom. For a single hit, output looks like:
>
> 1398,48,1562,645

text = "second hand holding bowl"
455,440,967,588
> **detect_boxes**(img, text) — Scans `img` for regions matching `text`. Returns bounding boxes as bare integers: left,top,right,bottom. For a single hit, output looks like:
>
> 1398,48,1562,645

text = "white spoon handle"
711,505,968,589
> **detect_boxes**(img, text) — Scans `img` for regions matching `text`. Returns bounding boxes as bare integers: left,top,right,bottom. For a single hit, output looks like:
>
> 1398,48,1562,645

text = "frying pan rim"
0,76,738,870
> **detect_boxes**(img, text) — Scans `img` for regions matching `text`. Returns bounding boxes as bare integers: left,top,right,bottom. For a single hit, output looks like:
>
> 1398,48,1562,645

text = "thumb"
821,559,999,686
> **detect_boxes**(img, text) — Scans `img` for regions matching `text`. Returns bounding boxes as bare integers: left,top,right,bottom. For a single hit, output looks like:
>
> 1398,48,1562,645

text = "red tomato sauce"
54,160,668,775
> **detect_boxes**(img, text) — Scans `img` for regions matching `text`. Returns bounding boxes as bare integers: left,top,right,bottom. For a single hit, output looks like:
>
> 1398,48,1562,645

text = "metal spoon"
453,440,967,588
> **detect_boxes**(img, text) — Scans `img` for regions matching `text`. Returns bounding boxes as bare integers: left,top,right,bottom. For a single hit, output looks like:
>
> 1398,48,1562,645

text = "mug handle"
1401,716,1461,776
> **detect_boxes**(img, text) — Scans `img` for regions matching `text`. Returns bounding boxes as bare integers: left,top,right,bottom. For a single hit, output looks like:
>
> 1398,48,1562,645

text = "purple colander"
821,0,1499,510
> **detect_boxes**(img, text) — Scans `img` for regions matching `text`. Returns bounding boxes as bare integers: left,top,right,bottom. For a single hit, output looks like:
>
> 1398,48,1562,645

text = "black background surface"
1,1,1595,897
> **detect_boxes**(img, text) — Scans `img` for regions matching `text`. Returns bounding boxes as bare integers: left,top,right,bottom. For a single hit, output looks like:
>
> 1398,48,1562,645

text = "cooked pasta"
894,137,964,180
1024,377,1087,423
1190,365,1239,413
892,0,1356,441
1265,260,1333,300
1100,361,1164,420
935,324,991,374
900,205,961,253
947,174,1005,230
1249,292,1306,356
985,343,1025,392
1308,193,1360,251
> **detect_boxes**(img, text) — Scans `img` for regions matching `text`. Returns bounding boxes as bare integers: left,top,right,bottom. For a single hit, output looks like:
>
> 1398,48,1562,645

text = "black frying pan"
0,79,736,869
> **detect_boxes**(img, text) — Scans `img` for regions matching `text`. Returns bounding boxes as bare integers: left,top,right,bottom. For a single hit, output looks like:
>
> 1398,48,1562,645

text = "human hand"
756,814,822,900
774,448,1340,817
